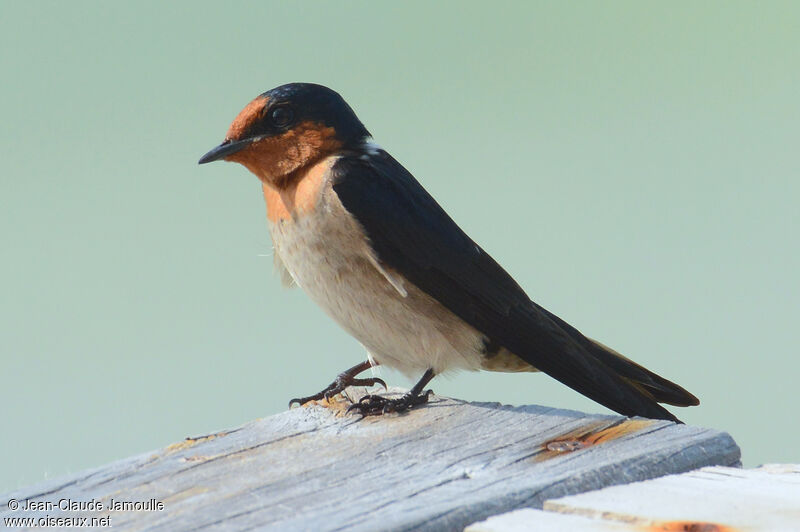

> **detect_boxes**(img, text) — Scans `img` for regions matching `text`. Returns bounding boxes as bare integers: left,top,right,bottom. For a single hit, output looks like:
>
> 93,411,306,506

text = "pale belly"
268,198,488,378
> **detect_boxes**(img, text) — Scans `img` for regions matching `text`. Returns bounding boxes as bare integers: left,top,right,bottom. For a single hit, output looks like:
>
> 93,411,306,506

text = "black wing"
332,149,687,422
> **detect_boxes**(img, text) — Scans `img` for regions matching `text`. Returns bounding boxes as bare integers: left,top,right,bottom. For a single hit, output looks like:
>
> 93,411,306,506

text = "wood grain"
1,389,740,531
468,464,799,531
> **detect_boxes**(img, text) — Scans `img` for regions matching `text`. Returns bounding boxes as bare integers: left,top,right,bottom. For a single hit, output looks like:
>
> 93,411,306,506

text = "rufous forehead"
225,96,269,141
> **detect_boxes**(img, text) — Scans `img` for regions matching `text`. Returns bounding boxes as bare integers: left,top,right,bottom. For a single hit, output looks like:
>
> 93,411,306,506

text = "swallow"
199,83,699,422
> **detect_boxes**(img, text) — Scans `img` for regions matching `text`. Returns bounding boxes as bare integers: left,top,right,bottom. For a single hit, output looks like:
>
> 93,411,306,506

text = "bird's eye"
269,106,294,128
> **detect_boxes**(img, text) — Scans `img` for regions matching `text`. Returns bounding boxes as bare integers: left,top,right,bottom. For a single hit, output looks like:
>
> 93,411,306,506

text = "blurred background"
2,1,798,492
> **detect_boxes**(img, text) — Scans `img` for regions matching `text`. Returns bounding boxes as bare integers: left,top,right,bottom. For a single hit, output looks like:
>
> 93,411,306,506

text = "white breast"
267,168,487,378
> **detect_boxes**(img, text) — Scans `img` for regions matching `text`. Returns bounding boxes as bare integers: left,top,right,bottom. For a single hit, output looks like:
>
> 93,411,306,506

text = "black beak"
198,138,254,164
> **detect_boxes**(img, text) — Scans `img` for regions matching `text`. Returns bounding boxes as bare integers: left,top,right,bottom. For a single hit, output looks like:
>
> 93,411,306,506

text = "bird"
198,82,699,422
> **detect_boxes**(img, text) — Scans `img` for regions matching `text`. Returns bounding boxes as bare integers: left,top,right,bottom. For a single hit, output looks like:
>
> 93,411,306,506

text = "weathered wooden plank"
468,464,800,532
1,389,740,531
545,464,800,531
467,509,633,531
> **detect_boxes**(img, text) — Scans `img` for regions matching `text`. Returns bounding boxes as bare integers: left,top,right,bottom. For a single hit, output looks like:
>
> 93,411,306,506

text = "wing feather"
332,149,687,422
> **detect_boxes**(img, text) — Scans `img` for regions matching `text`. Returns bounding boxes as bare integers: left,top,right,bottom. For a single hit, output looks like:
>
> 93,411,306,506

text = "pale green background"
2,2,798,493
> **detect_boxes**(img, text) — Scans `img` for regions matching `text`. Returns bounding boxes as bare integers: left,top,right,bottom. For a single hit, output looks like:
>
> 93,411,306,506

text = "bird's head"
198,83,369,187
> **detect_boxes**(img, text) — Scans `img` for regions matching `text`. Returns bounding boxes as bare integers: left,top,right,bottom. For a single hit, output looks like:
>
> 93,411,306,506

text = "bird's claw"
288,375,387,407
346,389,433,416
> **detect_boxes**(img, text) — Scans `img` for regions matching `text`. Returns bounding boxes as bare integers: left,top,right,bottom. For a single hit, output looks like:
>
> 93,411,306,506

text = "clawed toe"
347,376,387,390
288,366,436,417
288,363,386,408
346,390,433,416
288,393,324,407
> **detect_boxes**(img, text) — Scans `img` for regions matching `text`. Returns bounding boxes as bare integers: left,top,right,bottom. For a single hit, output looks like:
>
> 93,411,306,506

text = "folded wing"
332,149,697,422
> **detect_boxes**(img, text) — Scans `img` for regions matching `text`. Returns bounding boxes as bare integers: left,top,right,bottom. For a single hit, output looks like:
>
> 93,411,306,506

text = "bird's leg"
347,369,435,416
288,360,385,407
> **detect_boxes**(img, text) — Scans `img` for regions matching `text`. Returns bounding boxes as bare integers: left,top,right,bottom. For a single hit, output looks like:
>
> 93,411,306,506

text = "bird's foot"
288,372,386,407
346,389,433,416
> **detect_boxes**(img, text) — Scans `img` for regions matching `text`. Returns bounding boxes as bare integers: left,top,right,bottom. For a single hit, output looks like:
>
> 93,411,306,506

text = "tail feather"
535,303,699,409
587,338,699,407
